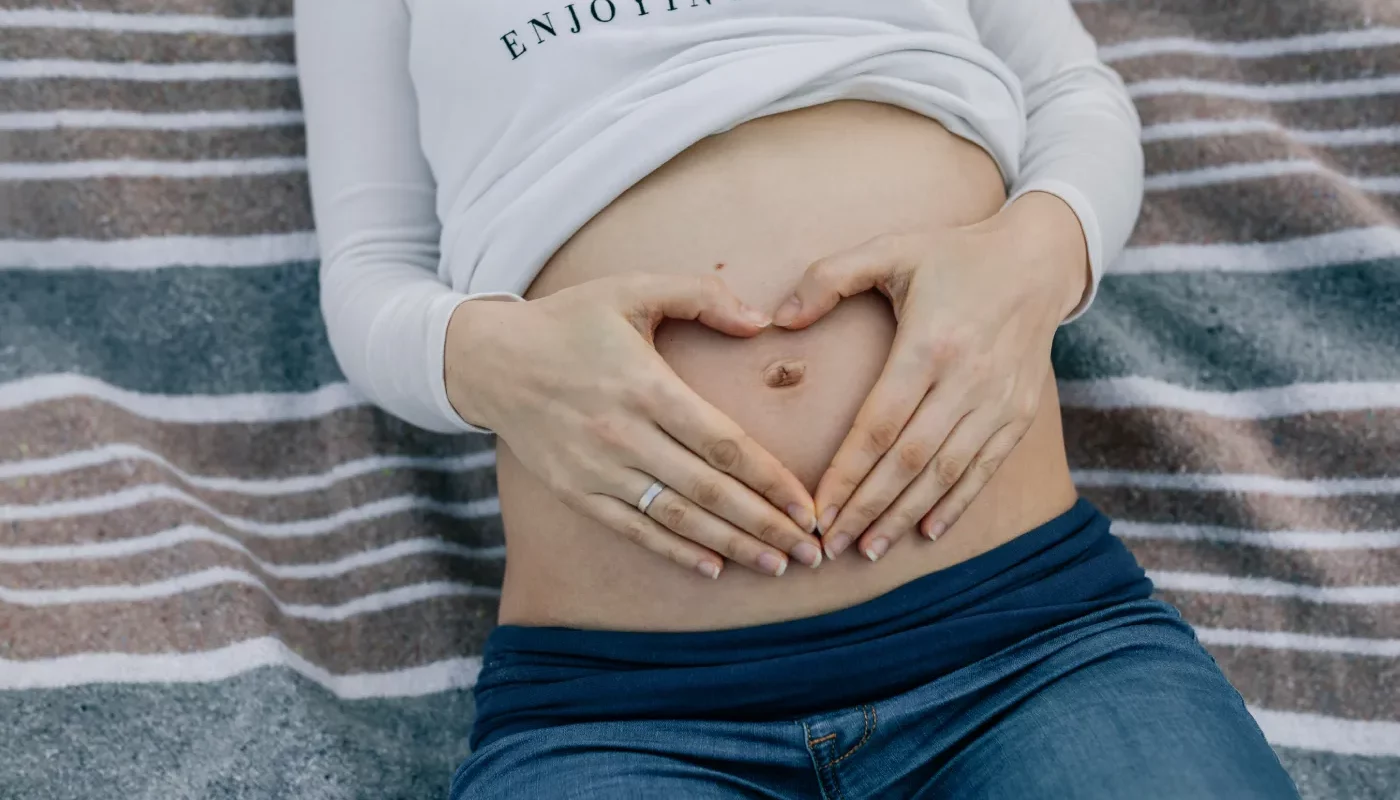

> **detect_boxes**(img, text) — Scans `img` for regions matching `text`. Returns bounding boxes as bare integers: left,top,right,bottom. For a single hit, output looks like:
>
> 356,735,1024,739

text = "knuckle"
1015,393,1040,422
720,536,747,562
897,440,930,474
657,498,688,530
706,438,742,472
753,521,785,546
856,498,888,523
976,456,1001,482
864,421,901,453
691,478,723,508
886,508,921,532
933,455,965,487
620,521,649,545
584,414,628,449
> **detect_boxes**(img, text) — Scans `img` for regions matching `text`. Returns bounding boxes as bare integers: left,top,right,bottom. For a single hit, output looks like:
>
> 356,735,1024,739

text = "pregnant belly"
495,101,1078,632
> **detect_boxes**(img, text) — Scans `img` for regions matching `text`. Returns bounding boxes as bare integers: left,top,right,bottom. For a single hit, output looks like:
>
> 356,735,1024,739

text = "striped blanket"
2,0,1397,797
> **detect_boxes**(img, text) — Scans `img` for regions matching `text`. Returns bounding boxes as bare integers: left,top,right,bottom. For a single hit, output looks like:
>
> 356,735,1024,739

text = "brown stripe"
0,458,499,526
1132,172,1400,247
6,78,299,114
0,399,472,476
5,126,305,163
1088,486,1400,533
1111,46,1400,87
1136,94,1400,134
2,174,311,239
4,498,503,555
1076,0,1400,45
1131,538,1400,587
0,28,292,63
1211,646,1399,721
0,541,504,603
2,589,497,670
1064,408,1400,479
1145,136,1400,179
7,165,1390,244
1163,589,1400,639
4,0,291,15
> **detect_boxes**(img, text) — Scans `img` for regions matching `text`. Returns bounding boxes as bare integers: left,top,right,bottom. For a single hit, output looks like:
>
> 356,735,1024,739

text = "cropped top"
293,0,1144,433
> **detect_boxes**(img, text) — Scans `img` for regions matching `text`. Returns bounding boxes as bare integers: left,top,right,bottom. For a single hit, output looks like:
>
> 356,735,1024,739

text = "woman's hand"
446,273,823,579
772,192,1090,561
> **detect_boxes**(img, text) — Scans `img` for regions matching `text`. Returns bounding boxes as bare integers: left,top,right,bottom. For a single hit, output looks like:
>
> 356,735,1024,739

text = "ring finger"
626,469,791,577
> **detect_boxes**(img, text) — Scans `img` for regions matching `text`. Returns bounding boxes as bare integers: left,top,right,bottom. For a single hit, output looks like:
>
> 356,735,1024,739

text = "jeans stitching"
808,733,837,746
830,704,877,767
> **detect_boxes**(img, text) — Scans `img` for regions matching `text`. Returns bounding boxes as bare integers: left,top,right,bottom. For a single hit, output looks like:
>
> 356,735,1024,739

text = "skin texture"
448,100,1080,632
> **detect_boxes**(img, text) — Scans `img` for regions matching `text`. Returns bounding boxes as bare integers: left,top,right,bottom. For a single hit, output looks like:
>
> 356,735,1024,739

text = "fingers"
918,420,1030,543
629,472,795,577
575,492,725,580
649,374,819,536
622,274,771,338
811,342,940,553
819,387,970,559
773,233,907,329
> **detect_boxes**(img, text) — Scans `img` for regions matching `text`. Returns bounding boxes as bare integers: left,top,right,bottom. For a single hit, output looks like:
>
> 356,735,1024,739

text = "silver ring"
637,480,666,514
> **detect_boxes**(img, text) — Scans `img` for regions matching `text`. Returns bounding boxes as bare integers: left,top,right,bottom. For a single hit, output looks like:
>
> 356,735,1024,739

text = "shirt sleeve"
968,0,1145,321
295,0,520,435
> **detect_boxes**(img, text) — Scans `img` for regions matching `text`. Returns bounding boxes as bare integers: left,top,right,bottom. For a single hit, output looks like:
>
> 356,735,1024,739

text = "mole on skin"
763,359,806,388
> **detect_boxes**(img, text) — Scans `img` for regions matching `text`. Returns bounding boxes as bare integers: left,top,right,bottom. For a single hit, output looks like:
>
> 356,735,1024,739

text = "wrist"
980,192,1091,320
444,297,519,429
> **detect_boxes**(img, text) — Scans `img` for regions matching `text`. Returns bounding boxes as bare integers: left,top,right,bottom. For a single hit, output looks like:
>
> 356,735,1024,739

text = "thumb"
773,234,907,329
622,274,772,338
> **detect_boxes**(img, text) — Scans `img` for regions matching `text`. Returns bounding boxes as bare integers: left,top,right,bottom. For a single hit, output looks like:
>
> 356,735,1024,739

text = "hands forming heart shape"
449,192,1088,579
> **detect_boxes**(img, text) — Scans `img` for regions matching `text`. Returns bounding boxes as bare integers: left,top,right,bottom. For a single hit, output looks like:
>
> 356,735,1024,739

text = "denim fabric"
451,599,1299,799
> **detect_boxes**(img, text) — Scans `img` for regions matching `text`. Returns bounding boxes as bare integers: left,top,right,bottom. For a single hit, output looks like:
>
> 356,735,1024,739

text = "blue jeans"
451,599,1298,799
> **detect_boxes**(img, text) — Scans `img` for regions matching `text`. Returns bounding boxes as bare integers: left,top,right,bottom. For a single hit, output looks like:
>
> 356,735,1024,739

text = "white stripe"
1149,570,1400,604
1057,377,1400,418
0,59,296,81
1114,521,1400,550
0,156,306,181
0,109,304,132
0,443,495,496
1197,627,1400,658
1144,158,1400,193
0,525,504,577
1128,74,1400,101
0,485,500,537
1101,28,1400,62
0,374,366,423
0,638,481,698
0,569,499,619
1113,227,1400,274
1251,708,1400,757
1141,118,1400,146
1076,470,1400,498
1,233,319,270
0,9,293,36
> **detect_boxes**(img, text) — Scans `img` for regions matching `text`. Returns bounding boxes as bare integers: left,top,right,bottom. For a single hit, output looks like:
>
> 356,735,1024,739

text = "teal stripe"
0,669,473,800
0,262,341,394
1,258,1397,394
1055,258,1400,389
1276,747,1400,799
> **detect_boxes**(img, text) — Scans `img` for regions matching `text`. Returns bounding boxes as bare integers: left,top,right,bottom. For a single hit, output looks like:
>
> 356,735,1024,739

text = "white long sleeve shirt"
294,0,1143,434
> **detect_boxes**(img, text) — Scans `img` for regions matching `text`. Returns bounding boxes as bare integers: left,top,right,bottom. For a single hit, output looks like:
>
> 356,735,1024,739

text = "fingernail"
772,295,802,327
758,552,788,577
792,542,823,568
787,503,816,533
697,561,721,580
817,505,839,534
742,306,772,328
824,532,852,560
865,537,890,561
926,521,946,541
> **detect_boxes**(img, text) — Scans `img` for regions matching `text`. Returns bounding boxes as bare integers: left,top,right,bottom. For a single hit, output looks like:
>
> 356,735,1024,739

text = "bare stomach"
495,100,1078,632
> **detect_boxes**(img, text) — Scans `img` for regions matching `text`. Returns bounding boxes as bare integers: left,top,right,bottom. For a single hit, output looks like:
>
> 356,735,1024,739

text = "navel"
763,358,807,389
